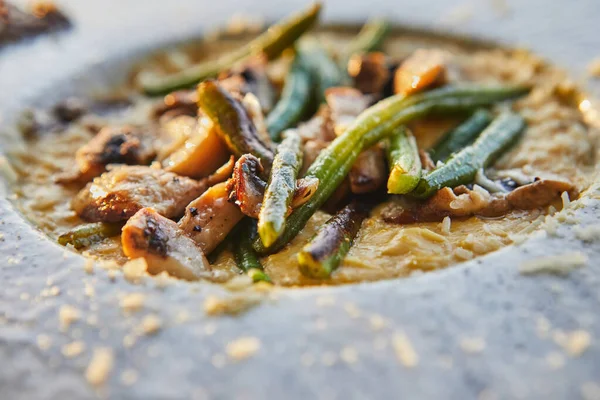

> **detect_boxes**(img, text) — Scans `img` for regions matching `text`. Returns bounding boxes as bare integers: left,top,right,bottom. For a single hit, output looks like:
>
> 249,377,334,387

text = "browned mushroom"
72,165,206,222
122,207,211,281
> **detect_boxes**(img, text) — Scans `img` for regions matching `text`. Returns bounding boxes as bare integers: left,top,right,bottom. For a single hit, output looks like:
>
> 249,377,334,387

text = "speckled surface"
1,1,600,399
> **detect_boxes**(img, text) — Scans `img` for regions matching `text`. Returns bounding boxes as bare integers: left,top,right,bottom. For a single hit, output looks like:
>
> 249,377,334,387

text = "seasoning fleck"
226,336,261,361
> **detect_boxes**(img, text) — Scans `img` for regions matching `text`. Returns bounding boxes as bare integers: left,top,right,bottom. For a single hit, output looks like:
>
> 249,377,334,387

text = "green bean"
429,108,493,162
58,223,122,249
253,84,529,254
258,130,303,248
140,3,322,95
266,52,313,141
344,18,390,60
232,220,271,283
298,202,368,278
300,39,347,103
386,126,421,194
198,80,274,166
412,111,526,199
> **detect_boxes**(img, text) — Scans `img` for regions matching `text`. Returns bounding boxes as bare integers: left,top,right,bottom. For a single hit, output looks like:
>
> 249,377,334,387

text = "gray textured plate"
1,1,600,399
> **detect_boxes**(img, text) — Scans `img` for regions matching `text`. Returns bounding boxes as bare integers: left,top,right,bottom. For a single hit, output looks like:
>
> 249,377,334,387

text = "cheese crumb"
340,346,359,364
459,336,486,354
83,259,94,274
519,252,587,275
123,258,148,283
140,314,162,335
59,305,80,331
120,369,139,386
392,331,418,367
555,329,592,357
575,225,600,242
120,293,146,314
203,293,263,316
36,334,52,351
369,314,387,331
545,352,565,369
226,336,261,361
62,341,86,358
85,347,114,387
441,216,451,234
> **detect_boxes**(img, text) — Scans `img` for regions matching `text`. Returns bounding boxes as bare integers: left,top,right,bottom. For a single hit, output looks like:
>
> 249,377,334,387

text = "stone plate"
1,1,599,399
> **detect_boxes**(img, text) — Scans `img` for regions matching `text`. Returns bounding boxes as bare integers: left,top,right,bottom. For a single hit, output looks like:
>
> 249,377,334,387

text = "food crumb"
441,216,451,234
123,334,137,349
36,334,52,351
83,259,94,274
581,381,600,400
369,314,387,331
204,293,263,316
62,341,86,358
519,252,587,275
140,314,162,335
59,304,80,331
226,336,261,361
120,293,146,314
123,258,148,283
85,347,114,387
545,351,565,369
340,346,359,364
343,302,361,318
120,368,139,386
459,336,486,354
392,331,419,367
575,224,600,242
587,57,600,78
554,329,592,357
211,353,227,369
83,282,94,298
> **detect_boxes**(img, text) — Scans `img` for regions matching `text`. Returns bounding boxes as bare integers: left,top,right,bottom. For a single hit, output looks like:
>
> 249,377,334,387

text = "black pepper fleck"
189,207,198,216
193,225,202,232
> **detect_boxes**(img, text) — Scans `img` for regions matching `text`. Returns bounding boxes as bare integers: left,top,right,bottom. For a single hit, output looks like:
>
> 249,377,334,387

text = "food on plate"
8,3,597,286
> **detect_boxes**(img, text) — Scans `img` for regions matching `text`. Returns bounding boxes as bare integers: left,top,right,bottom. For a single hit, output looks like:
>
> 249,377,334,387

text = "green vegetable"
266,52,313,141
386,126,421,194
300,39,347,103
232,220,271,283
198,80,274,166
298,202,368,278
254,84,529,254
140,3,321,95
429,108,493,162
258,130,303,248
344,18,390,60
58,223,122,249
412,111,526,199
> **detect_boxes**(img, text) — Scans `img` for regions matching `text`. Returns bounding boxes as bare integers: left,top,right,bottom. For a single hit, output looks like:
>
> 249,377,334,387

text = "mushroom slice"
325,87,384,194
57,125,156,184
347,52,391,95
507,179,578,209
72,165,206,222
348,144,386,194
122,208,211,281
296,105,336,143
179,181,244,254
161,115,230,179
394,49,447,95
152,89,198,121
227,154,266,218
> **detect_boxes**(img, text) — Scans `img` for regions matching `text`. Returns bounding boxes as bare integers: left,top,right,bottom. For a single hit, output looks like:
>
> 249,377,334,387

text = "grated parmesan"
519,252,588,275
392,331,418,367
59,305,80,331
85,347,114,387
575,224,600,242
226,337,261,361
